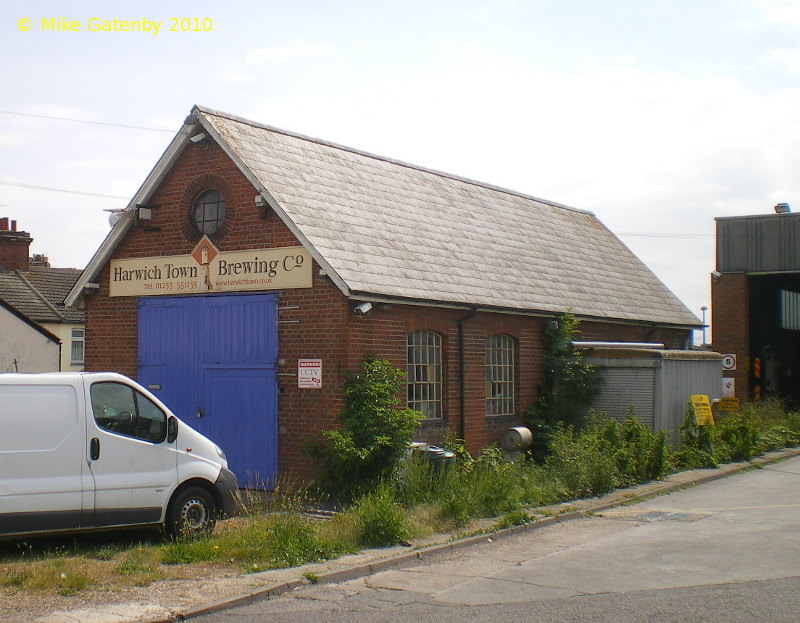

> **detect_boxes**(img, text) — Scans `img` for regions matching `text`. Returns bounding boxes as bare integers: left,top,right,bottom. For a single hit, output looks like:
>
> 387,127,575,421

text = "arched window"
407,330,443,419
486,334,515,416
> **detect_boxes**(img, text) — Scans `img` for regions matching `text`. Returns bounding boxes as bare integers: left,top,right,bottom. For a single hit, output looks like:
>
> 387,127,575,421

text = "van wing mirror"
167,416,178,444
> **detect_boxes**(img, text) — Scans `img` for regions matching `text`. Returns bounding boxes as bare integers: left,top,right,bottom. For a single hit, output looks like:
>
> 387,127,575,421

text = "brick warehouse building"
67,106,700,487
713,208,800,405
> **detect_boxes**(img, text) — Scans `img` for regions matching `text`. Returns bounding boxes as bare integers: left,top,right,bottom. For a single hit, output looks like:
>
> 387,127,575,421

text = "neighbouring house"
0,218,85,372
0,297,60,372
66,105,701,486
713,206,800,405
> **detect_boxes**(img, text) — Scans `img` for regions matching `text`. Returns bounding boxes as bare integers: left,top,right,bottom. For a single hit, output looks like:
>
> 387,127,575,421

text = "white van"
0,372,238,539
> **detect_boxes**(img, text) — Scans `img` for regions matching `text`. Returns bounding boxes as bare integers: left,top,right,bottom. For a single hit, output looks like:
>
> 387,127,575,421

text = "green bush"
612,413,672,485
675,398,800,469
716,410,760,461
311,356,424,501
545,424,618,497
756,425,800,453
351,483,408,548
674,408,718,469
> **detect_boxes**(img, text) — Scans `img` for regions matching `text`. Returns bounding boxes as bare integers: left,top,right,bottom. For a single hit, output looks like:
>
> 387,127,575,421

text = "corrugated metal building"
713,210,800,404
583,348,722,444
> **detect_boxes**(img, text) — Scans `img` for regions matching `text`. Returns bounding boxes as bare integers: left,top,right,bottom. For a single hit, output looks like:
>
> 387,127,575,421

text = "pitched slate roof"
67,106,700,329
0,267,83,324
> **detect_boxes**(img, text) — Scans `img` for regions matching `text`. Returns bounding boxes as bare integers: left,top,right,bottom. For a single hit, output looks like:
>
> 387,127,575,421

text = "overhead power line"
617,232,713,238
0,109,174,133
0,180,129,200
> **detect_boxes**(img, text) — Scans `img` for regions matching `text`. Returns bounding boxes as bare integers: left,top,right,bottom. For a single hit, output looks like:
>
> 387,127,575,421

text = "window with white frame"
70,328,85,365
407,330,443,419
486,334,514,416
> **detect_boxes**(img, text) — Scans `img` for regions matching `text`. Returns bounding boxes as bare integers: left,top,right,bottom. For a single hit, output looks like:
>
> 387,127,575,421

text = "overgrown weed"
4,399,800,597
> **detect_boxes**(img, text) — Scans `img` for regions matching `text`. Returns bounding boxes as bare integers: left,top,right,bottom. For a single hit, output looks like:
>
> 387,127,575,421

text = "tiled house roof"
68,106,700,329
0,267,83,324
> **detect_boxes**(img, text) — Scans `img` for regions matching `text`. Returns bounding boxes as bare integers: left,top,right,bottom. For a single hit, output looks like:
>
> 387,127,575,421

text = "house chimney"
0,218,33,270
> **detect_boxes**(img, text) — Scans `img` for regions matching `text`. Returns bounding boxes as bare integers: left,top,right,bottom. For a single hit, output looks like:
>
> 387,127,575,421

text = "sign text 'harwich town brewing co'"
109,237,311,297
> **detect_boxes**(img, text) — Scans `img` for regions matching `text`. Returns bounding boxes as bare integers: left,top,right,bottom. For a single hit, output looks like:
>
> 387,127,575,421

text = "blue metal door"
138,293,278,488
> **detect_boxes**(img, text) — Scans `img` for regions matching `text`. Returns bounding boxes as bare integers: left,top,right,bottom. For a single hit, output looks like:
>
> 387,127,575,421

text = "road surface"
193,455,800,622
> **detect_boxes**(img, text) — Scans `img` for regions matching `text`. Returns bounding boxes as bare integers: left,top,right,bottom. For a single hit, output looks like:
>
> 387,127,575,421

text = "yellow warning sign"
717,397,740,411
690,394,715,426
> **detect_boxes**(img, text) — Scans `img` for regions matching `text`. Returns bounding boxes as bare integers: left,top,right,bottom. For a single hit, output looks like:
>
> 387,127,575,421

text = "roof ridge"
13,270,66,322
194,105,591,216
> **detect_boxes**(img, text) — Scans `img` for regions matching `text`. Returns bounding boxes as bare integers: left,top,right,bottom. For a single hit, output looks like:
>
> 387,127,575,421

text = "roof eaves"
0,298,62,343
347,290,702,330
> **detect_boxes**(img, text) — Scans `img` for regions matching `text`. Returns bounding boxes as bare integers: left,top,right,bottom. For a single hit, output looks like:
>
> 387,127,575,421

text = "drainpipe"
458,308,478,441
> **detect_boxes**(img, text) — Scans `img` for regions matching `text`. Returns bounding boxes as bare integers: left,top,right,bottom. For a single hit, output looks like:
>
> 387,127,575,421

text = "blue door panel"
203,367,277,488
137,293,278,488
205,297,278,364
138,300,202,423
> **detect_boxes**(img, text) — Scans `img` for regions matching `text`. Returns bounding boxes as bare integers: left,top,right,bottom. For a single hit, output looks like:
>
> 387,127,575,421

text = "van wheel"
167,487,217,539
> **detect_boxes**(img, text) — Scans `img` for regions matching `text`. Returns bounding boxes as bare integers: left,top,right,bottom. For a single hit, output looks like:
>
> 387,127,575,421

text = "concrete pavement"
32,447,800,623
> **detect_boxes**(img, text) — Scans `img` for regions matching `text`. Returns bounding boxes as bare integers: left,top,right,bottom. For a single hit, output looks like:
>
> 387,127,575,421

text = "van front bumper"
215,467,239,518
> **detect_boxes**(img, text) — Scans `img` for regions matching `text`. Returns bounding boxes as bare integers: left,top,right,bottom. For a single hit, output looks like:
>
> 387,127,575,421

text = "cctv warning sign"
298,359,322,388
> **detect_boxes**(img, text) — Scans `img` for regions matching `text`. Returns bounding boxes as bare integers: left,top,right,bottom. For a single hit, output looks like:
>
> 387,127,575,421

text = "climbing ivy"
524,311,601,459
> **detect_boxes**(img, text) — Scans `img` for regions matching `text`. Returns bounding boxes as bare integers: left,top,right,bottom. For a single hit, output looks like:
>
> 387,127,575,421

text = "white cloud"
755,0,800,29
245,40,332,63
763,47,800,73
245,44,800,320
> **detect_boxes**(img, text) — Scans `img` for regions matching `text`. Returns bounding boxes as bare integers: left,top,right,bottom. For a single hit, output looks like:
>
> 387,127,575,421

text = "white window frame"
407,330,443,419
486,334,515,416
70,328,85,365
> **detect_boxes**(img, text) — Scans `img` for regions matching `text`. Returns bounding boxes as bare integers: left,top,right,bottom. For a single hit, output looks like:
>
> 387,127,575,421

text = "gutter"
458,308,478,440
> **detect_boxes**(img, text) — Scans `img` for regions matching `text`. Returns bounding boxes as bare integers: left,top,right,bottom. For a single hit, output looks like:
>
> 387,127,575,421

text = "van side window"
90,382,168,443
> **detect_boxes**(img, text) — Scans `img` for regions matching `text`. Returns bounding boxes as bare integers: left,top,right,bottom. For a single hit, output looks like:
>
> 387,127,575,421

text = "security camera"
189,132,207,143
711,271,721,279
354,302,373,317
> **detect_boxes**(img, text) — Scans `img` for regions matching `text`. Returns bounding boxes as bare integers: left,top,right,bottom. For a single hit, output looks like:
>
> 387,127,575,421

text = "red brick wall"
83,136,694,479
711,272,749,399
0,228,32,270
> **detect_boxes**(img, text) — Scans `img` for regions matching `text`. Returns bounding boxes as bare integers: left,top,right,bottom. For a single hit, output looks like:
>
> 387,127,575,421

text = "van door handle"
196,408,204,418
90,438,100,461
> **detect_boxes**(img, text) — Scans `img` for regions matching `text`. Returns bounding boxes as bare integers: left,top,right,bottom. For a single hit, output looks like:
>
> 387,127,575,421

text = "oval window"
191,189,226,235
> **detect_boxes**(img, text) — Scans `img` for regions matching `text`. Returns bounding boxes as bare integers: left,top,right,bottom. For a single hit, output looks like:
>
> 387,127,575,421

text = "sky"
2,0,800,342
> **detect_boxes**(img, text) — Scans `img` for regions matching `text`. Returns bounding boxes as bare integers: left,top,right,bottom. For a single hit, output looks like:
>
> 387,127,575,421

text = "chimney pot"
0,218,33,270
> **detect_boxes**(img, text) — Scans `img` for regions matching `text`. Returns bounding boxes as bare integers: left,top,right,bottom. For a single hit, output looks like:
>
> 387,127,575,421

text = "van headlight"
215,444,227,461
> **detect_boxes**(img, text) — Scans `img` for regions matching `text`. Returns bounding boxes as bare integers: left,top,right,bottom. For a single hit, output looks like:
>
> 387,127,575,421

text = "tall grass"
5,401,800,596
675,398,800,469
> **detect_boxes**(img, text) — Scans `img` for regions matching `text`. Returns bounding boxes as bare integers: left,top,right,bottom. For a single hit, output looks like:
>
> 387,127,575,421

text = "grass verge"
2,400,799,596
